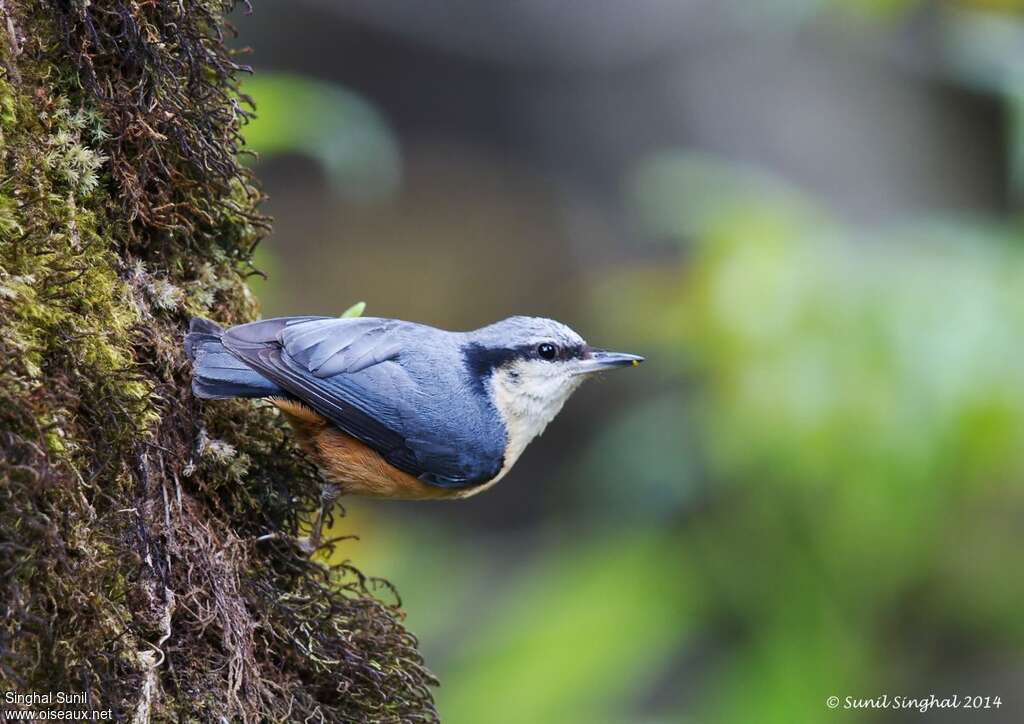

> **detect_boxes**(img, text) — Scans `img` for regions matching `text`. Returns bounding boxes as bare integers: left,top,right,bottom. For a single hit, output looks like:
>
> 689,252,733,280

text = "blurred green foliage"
242,72,401,202
623,152,1024,722
437,532,689,724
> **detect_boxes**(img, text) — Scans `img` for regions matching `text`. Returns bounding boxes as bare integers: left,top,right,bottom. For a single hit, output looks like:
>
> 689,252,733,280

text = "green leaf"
341,301,366,318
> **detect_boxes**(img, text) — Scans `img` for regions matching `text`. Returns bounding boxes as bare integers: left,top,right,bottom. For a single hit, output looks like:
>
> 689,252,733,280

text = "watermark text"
826,694,1002,714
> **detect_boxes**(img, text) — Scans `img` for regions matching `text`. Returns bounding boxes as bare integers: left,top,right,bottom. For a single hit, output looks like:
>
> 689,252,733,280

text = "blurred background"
233,1,1024,721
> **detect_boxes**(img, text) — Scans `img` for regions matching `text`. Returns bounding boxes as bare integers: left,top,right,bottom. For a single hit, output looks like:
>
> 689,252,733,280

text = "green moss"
0,1,436,721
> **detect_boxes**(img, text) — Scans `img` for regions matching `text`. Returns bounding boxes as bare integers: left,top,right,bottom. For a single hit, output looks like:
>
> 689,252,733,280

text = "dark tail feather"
185,318,282,400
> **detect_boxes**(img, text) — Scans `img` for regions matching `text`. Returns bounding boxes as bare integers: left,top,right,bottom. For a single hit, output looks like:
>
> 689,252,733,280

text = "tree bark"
0,2,437,721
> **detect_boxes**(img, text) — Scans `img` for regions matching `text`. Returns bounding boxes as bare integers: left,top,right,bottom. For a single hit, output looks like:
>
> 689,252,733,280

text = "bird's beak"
573,348,645,375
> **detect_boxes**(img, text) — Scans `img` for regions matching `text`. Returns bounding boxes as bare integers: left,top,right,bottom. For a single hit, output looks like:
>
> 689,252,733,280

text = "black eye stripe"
463,342,586,385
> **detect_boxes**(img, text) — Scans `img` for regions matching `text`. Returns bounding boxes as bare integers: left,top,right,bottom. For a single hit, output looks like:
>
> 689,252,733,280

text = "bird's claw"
253,530,320,555
256,484,341,557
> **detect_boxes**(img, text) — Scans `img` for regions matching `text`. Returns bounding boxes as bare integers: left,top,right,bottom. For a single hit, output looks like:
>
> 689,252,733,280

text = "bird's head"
462,316,643,465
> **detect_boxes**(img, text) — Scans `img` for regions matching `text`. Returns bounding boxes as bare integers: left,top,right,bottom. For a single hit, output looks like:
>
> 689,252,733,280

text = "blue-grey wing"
277,316,407,376
220,316,502,487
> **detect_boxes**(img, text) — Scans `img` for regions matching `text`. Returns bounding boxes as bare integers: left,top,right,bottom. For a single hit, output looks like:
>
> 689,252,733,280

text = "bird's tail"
184,318,282,400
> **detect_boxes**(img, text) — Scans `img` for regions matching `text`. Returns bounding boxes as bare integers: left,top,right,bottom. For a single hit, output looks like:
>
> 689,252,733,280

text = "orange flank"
272,398,460,500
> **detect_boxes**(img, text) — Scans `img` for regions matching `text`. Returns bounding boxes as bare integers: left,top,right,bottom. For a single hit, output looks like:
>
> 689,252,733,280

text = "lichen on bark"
0,2,438,721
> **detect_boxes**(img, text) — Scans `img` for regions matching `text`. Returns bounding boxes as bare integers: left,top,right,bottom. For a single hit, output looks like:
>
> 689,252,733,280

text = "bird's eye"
537,343,557,360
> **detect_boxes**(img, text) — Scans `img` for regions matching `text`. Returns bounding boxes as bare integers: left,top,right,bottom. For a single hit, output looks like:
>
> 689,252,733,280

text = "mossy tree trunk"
0,2,437,721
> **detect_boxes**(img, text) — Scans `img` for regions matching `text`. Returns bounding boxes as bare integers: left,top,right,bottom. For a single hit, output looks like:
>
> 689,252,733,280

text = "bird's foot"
294,533,319,556
256,484,342,556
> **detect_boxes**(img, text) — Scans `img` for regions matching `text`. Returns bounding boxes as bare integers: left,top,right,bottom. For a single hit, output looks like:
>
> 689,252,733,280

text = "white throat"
486,361,584,483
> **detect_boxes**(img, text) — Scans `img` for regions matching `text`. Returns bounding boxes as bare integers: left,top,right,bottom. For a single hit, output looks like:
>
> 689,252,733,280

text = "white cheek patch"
486,360,584,483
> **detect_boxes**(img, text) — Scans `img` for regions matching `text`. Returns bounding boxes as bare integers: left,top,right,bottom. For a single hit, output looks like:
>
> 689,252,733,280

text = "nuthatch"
185,315,643,550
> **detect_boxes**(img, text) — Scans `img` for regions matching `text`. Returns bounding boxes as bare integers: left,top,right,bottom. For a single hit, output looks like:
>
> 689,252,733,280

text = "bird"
184,314,643,550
